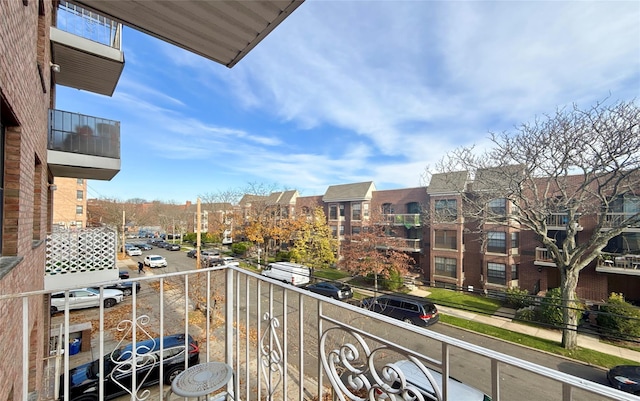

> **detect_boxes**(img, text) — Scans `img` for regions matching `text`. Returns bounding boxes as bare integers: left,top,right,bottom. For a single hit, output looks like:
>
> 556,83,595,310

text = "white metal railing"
1,266,635,401
56,1,122,50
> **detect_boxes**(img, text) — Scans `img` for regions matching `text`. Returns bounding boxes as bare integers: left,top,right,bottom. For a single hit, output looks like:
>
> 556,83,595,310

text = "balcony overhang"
47,150,120,180
68,0,304,68
596,265,640,276
50,27,124,96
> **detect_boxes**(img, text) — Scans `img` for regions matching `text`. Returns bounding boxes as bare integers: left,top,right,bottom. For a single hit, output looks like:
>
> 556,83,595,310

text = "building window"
77,178,83,185
435,199,457,221
352,203,362,220
329,205,337,220
363,203,369,218
487,263,506,285
407,202,420,214
487,231,506,254
339,204,345,217
76,190,83,201
434,257,457,278
511,264,518,280
382,203,394,214
352,226,361,235
339,225,345,236
511,232,519,254
434,230,457,250
76,205,83,215
488,198,507,217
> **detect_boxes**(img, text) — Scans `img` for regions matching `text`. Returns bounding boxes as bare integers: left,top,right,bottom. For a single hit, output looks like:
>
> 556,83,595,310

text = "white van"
261,262,311,286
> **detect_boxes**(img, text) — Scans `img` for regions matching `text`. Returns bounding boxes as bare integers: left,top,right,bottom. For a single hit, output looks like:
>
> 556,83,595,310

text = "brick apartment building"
52,177,87,229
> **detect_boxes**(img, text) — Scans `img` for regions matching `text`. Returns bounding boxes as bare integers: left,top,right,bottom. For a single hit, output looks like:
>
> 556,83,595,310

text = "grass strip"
440,314,637,368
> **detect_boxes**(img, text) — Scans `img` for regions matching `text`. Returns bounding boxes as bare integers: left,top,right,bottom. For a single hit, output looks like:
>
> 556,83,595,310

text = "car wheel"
165,366,184,385
402,317,414,325
123,288,132,296
104,299,117,308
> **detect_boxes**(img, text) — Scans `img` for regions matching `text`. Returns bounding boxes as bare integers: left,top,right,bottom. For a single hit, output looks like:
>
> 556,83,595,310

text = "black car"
134,243,152,251
186,249,197,258
608,365,640,395
360,294,439,327
118,270,129,280
92,281,141,296
166,243,181,251
59,334,200,401
305,281,353,300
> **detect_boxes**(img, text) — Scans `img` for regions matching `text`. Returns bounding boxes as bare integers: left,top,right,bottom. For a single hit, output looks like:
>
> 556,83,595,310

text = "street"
127,247,612,400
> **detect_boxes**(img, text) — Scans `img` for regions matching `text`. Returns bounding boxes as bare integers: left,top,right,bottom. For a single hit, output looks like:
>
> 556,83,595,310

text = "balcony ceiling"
69,0,305,68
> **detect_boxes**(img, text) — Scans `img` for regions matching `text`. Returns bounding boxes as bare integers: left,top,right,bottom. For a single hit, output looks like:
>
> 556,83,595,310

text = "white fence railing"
1,266,635,401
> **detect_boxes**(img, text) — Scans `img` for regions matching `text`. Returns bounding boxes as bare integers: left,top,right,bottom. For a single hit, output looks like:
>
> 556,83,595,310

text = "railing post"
225,267,234,368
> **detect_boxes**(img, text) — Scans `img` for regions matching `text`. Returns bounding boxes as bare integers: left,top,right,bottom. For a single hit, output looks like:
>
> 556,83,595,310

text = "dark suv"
361,295,439,327
59,334,199,401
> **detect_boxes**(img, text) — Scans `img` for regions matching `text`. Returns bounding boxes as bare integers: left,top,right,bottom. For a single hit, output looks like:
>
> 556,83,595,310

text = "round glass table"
170,362,234,400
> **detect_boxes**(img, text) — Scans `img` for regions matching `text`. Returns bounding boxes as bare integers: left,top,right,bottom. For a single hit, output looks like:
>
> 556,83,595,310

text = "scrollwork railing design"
260,312,284,398
109,315,157,400
320,326,445,401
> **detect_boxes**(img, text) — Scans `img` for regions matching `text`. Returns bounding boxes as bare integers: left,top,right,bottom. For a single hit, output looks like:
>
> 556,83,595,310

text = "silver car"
50,287,124,313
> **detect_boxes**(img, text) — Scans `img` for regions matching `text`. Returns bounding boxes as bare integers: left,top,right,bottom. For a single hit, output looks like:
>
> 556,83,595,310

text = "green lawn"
440,314,637,368
313,268,351,281
425,287,503,315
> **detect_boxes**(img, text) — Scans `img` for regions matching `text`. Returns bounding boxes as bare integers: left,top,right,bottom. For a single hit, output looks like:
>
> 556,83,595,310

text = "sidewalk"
407,286,640,363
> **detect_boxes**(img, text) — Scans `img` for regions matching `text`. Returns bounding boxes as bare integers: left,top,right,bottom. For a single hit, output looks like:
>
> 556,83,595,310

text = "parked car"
125,247,142,256
92,281,141,296
50,288,124,314
118,270,130,280
608,365,640,395
166,243,181,251
221,256,240,266
305,281,353,300
120,243,137,252
360,294,439,327
59,334,200,401
382,359,492,401
144,255,168,268
134,243,152,251
261,262,311,286
186,249,197,258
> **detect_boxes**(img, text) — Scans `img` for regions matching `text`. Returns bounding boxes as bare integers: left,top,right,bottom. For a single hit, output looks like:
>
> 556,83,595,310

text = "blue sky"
56,1,640,203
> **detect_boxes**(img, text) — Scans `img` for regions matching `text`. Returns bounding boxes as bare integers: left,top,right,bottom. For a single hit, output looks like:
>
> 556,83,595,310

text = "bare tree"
425,99,640,349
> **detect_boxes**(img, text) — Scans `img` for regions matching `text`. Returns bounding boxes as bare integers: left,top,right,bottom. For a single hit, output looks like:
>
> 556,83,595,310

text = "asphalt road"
129,246,616,401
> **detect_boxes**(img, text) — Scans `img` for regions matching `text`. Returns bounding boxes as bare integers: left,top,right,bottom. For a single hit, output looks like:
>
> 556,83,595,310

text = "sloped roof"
266,190,299,205
427,171,469,195
474,165,524,192
238,194,266,206
323,181,376,202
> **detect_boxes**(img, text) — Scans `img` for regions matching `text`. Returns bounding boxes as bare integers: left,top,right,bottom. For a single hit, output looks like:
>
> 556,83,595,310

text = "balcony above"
69,0,304,68
596,254,640,276
47,109,121,180
51,1,124,96
601,212,640,232
534,247,558,267
377,237,422,252
546,213,583,231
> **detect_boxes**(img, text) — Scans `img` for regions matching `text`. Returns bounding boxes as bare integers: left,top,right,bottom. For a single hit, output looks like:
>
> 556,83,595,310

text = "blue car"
59,334,200,401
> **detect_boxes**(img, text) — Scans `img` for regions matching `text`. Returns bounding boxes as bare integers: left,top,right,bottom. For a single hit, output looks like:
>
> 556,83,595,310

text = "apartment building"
51,177,87,229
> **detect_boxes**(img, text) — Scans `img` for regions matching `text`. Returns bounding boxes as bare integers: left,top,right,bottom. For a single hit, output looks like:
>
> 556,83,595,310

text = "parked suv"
59,334,200,401
360,294,439,327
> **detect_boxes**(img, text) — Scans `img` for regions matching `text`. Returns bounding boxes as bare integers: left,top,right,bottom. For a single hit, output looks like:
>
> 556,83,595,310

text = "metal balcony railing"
48,109,120,159
381,213,421,226
602,212,640,229
596,253,640,273
56,0,122,50
1,266,632,401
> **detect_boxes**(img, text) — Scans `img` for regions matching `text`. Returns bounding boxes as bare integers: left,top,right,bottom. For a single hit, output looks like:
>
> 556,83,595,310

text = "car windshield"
151,257,162,261
86,288,100,295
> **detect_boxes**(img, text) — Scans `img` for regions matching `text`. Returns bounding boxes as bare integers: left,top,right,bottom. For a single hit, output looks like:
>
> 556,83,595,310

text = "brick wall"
0,0,53,399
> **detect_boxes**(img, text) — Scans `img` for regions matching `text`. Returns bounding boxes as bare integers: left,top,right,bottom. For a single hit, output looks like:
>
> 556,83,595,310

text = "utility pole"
196,198,201,269
121,210,126,259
